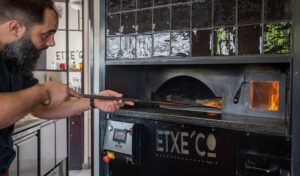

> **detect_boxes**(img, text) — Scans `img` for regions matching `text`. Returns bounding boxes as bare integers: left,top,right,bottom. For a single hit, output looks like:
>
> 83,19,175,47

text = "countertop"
13,114,47,134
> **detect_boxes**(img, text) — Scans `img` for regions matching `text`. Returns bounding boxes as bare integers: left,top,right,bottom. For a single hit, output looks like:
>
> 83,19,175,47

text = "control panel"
103,120,136,156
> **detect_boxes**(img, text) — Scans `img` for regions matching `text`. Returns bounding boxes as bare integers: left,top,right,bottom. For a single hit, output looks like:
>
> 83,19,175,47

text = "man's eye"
42,34,50,39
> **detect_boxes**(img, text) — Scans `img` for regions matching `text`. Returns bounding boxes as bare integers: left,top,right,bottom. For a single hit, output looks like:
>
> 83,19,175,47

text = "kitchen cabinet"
55,119,67,164
12,119,68,176
46,160,67,176
17,135,38,176
40,122,56,175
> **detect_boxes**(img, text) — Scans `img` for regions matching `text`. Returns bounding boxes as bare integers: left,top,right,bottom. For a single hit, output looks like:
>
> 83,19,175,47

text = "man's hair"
0,0,58,27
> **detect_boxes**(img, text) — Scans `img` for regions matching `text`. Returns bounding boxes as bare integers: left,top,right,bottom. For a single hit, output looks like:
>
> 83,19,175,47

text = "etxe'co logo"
156,130,217,158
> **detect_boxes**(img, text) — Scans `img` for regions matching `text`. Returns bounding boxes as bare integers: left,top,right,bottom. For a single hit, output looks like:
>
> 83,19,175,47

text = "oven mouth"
151,76,222,114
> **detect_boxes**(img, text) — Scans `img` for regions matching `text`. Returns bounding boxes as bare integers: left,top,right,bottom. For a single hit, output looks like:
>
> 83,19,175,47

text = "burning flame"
196,98,222,108
250,81,279,111
269,82,279,111
203,101,222,108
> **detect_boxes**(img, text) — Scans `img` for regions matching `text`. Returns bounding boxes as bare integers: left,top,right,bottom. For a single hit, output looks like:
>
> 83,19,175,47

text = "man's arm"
0,82,80,129
0,85,49,128
32,98,90,119
32,90,134,119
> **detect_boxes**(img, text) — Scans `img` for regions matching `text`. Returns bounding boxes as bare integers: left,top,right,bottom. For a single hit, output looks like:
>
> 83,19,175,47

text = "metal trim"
292,0,300,174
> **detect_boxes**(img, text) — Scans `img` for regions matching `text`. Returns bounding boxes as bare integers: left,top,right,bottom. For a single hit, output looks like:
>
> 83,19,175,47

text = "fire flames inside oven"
152,76,222,115
250,81,279,111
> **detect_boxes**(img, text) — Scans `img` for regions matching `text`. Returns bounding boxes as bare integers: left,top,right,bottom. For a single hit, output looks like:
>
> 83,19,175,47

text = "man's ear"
7,20,26,39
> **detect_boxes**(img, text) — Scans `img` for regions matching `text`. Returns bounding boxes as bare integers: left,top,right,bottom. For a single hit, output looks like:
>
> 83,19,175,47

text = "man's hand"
41,82,80,106
94,90,134,112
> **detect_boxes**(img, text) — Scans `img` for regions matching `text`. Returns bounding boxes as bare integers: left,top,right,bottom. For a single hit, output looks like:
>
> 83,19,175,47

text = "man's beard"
1,35,42,76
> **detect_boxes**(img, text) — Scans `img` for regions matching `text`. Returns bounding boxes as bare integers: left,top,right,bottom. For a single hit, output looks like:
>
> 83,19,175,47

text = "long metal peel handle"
81,94,192,106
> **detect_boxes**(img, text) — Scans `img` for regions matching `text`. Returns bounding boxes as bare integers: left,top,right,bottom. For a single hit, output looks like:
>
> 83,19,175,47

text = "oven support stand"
292,0,300,175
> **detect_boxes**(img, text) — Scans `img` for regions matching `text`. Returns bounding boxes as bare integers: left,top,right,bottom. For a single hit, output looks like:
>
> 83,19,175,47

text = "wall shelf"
105,55,292,65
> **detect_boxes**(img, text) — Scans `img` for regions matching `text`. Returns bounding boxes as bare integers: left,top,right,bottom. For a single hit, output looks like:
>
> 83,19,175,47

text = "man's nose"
46,36,55,47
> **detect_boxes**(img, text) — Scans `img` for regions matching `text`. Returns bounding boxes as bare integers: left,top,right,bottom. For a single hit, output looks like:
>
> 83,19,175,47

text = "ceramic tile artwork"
171,31,190,57
154,0,171,6
153,7,170,32
192,29,212,56
137,35,153,58
137,0,153,8
154,32,170,57
264,22,292,54
107,0,121,13
173,0,189,3
238,0,262,24
172,4,190,30
238,25,262,55
122,0,136,10
107,37,120,58
105,0,293,59
137,9,152,33
121,12,136,34
214,27,236,56
214,0,236,26
106,14,120,35
264,0,292,22
192,0,212,29
121,36,136,58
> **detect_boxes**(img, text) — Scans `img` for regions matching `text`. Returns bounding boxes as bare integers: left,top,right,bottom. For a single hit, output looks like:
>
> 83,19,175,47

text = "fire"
204,101,222,108
196,98,222,108
250,81,279,111
269,82,279,111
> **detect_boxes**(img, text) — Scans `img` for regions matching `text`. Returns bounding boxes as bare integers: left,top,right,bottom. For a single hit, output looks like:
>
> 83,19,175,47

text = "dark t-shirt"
0,56,38,174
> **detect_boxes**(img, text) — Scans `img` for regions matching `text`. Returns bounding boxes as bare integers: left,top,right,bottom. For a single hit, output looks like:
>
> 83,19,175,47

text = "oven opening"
250,81,279,111
152,76,222,114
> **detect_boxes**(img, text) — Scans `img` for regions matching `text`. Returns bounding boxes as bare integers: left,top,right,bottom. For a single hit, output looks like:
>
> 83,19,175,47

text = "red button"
103,155,111,163
129,129,133,135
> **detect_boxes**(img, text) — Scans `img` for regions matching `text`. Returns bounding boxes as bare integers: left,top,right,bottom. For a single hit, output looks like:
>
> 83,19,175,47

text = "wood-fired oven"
89,0,300,175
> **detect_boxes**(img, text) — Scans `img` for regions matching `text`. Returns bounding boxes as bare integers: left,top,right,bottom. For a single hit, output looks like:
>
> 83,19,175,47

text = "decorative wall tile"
107,14,120,35
153,7,170,31
121,36,136,58
154,0,171,6
122,0,136,10
172,4,190,30
214,0,236,26
107,0,121,13
137,35,153,58
121,12,136,34
107,37,121,58
154,33,170,57
192,29,212,56
137,10,152,33
238,0,262,24
173,0,189,3
214,27,236,56
264,0,292,22
137,0,153,8
264,22,292,54
171,31,190,57
238,25,262,55
192,0,212,29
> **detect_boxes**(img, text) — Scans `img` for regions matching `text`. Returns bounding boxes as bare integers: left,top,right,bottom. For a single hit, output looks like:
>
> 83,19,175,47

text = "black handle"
233,82,246,104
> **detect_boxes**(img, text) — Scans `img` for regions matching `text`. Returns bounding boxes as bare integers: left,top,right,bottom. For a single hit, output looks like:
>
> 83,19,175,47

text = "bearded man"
0,0,133,175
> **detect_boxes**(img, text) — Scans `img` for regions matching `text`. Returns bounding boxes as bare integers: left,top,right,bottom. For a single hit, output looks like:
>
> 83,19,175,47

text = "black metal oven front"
89,0,300,175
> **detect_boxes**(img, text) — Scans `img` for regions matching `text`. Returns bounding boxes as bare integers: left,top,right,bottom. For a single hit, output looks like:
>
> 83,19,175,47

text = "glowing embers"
250,81,279,111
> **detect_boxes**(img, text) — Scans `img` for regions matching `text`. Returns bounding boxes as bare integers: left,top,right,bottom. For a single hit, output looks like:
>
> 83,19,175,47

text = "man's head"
0,0,59,75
